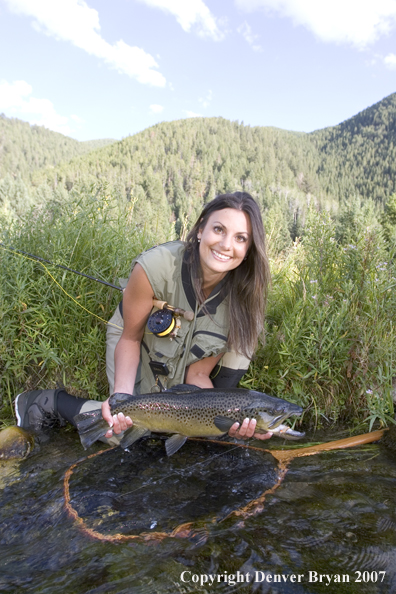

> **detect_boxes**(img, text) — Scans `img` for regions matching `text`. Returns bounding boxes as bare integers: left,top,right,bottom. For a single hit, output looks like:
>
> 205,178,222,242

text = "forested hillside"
0,114,115,180
311,92,396,203
29,93,396,227
1,93,396,241
31,118,324,238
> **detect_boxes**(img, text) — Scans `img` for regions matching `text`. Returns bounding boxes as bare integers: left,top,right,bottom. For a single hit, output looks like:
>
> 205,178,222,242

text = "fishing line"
0,242,123,329
115,442,244,499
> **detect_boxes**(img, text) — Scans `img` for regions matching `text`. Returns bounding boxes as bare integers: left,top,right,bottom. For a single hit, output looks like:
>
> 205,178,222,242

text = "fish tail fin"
74,410,108,450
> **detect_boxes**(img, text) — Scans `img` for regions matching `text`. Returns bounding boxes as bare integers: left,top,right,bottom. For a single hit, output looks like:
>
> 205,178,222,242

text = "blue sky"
0,0,396,141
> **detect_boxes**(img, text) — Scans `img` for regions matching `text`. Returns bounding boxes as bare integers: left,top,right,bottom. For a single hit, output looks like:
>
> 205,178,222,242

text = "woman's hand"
101,398,133,438
228,418,272,441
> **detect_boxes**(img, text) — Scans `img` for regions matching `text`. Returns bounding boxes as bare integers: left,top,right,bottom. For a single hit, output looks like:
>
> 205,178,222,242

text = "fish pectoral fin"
120,426,150,449
165,434,188,456
214,416,236,433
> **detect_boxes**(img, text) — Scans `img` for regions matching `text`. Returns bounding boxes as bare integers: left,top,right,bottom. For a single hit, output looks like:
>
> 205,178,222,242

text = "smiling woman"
16,192,273,445
100,192,272,442
185,193,270,360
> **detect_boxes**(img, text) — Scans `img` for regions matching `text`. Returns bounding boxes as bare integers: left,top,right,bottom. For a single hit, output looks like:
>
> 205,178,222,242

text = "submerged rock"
381,424,396,452
0,426,34,459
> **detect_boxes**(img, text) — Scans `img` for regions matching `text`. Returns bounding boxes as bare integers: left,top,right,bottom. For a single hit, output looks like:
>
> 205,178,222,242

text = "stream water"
1,428,396,594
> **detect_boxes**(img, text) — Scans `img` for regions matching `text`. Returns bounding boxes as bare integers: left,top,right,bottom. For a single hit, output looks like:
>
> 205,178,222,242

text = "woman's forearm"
102,336,140,434
113,335,142,394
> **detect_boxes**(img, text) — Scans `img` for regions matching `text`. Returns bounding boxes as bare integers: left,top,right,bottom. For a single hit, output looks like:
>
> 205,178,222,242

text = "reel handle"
153,299,194,322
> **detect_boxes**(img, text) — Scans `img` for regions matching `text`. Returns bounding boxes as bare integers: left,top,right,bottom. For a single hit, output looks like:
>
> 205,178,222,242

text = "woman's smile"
211,248,232,262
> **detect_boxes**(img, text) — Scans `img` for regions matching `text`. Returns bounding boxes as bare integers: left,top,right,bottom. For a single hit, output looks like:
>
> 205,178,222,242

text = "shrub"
245,209,396,430
0,182,173,425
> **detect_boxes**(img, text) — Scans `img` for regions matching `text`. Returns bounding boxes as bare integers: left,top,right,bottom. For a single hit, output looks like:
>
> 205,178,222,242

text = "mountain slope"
3,93,396,231
42,117,322,216
42,93,396,211
311,92,396,202
0,114,116,180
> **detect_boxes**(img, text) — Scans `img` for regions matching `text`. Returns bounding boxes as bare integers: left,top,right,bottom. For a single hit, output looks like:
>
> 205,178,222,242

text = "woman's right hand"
101,398,133,438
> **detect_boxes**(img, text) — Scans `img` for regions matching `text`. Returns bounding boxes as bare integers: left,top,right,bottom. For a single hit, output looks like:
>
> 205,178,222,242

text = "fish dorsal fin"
165,434,188,456
109,392,135,408
120,426,150,449
214,415,236,433
165,384,201,394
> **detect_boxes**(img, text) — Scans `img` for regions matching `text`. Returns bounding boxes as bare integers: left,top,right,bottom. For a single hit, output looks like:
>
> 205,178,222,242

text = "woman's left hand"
228,418,272,441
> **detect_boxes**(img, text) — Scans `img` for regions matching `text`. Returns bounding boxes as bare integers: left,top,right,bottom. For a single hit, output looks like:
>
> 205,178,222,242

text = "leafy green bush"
0,182,172,425
245,209,396,430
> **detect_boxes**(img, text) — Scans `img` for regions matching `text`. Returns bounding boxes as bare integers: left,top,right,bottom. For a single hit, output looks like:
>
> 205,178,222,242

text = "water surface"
1,429,395,594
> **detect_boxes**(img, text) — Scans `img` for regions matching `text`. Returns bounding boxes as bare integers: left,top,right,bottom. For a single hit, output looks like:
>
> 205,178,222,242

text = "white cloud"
0,79,32,109
234,0,396,48
384,53,396,68
184,110,203,117
150,104,164,113
4,0,166,86
136,0,225,40
70,114,85,123
198,89,212,108
0,79,72,135
237,21,262,51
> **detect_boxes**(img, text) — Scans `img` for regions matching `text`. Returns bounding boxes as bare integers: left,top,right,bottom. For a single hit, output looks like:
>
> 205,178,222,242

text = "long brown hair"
185,192,271,358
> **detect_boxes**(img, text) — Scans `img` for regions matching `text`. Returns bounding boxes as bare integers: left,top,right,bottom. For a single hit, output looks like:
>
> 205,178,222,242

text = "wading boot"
15,389,66,431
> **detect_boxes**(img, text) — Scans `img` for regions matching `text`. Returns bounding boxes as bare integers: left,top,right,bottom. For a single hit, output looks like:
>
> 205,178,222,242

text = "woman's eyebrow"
212,221,250,235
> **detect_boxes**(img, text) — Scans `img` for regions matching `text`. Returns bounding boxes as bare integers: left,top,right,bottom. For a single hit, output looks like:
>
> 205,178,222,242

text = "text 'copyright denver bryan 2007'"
179,570,386,588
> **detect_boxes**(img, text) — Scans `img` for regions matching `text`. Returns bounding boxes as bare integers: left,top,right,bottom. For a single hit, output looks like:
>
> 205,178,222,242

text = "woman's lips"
211,249,232,262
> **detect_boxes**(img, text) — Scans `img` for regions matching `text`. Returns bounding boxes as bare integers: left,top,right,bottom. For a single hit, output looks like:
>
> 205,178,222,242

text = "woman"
15,192,273,442
103,191,272,442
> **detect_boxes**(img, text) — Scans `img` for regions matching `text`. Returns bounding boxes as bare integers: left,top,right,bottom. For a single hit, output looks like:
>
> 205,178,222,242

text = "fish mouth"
268,409,302,430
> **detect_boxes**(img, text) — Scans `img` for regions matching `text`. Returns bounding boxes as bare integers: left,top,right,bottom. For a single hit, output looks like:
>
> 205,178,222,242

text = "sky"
0,0,396,142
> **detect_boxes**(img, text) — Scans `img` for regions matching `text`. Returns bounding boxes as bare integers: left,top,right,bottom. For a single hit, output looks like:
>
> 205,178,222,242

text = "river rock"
0,426,34,459
380,423,396,452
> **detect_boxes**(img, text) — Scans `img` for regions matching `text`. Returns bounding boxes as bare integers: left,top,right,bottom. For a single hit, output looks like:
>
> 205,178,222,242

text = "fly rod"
0,242,123,291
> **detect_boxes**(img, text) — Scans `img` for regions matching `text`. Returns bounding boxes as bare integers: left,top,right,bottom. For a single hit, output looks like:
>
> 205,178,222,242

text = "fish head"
246,393,303,433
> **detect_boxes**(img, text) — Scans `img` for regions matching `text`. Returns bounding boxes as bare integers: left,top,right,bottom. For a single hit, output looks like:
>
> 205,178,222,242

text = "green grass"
0,181,173,426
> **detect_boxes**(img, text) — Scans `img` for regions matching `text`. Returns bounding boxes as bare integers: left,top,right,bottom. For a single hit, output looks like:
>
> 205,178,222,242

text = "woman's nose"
219,235,231,250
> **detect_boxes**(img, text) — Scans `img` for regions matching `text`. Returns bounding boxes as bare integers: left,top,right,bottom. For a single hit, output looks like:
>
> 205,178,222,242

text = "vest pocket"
188,329,228,363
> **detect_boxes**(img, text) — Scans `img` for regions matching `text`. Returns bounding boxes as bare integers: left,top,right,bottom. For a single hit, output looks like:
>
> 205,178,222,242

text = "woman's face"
197,208,252,281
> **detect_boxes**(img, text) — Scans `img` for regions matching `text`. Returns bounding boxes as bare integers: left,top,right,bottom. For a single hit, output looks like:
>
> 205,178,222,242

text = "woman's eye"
214,226,224,233
236,235,247,242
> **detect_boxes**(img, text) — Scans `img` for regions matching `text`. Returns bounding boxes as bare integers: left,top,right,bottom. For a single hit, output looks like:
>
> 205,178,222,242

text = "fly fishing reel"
147,299,194,340
147,309,175,337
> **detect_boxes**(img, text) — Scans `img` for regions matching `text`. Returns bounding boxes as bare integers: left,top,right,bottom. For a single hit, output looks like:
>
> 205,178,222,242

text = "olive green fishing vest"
130,241,231,394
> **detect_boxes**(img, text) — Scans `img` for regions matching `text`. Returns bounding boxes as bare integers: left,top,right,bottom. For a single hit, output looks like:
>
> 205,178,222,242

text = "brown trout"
74,384,305,456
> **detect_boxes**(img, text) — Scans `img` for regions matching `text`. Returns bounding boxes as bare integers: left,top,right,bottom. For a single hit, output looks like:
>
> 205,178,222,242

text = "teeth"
212,250,231,261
